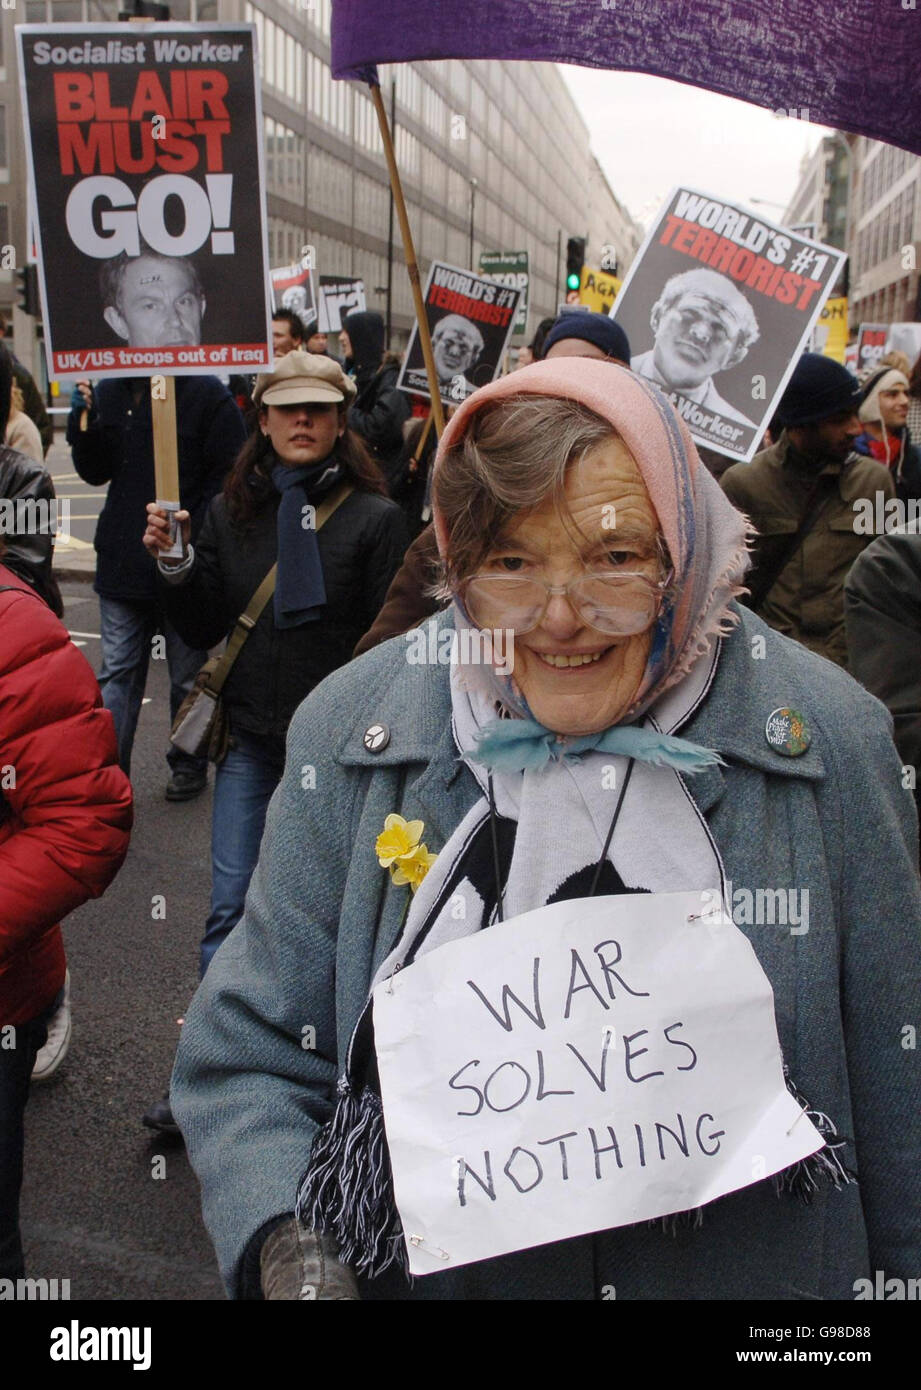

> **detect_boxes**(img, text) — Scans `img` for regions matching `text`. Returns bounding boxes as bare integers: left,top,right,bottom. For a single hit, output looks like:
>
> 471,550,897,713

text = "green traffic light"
566,272,580,290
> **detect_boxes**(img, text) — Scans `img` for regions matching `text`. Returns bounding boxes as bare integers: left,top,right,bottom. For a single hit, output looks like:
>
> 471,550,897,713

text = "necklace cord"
589,756,636,897
487,773,505,923
486,756,638,920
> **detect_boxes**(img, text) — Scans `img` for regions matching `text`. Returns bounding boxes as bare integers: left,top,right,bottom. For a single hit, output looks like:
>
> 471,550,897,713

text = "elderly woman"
172,360,921,1301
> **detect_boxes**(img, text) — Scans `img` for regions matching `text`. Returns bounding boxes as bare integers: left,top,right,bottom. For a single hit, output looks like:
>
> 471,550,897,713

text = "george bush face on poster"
637,268,759,393
432,313,485,384
100,249,206,348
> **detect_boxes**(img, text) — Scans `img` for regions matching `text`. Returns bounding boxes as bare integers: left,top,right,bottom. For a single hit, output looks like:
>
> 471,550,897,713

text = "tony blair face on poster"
100,249,206,349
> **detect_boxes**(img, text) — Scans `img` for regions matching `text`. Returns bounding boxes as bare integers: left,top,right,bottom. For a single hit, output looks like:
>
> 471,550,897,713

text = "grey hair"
432,393,668,598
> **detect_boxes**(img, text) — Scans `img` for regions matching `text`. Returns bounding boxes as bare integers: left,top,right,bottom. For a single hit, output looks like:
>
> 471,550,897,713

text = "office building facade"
847,134,920,329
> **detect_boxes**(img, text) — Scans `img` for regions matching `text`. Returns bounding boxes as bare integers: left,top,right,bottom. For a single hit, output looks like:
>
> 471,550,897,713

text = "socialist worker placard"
611,187,847,462
16,23,273,378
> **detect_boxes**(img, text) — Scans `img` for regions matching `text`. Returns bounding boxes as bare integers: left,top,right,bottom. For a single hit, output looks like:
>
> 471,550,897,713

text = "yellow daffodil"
375,814,438,893
391,842,439,893
375,813,425,867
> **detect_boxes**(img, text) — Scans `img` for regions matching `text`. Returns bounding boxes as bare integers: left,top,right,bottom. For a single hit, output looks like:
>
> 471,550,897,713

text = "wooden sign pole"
369,81,446,440
152,375,184,558
121,14,183,557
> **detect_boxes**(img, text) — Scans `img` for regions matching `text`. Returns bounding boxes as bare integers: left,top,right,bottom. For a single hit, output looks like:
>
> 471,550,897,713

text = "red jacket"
0,565,133,1025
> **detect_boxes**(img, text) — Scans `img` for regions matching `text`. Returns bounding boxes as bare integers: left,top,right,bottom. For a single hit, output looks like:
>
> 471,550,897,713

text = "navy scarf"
270,460,344,629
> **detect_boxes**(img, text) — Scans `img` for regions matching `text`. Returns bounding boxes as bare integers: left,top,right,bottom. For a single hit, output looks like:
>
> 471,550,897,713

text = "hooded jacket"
845,523,921,840
0,443,62,615
342,312,411,487
0,566,132,1025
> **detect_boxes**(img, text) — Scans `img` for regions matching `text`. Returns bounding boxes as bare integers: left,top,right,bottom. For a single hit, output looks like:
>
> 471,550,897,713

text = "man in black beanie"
540,312,631,365
720,353,893,669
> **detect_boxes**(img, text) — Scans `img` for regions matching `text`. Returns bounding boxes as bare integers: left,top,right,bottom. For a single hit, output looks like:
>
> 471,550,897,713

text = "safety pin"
385,962,403,996
408,1234,450,1261
786,1105,808,1136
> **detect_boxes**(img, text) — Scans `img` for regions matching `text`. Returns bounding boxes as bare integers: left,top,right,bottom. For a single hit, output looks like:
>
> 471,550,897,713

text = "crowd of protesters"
1,295,920,1300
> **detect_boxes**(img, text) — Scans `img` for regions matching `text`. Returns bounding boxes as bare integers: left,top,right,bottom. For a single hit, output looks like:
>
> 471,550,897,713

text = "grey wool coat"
171,605,921,1301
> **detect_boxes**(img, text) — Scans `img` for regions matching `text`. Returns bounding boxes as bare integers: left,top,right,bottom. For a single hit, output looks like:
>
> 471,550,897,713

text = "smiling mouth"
536,650,610,669
675,340,707,360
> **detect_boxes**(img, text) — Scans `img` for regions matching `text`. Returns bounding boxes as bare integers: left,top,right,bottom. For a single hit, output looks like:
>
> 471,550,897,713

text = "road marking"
54,536,94,549
68,631,101,639
70,639,86,648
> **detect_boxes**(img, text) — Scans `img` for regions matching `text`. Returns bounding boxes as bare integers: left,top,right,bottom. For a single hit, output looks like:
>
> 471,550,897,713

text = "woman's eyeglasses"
462,569,673,637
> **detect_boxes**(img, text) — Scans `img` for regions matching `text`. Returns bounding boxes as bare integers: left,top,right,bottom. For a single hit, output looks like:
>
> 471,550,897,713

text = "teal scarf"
467,715,723,774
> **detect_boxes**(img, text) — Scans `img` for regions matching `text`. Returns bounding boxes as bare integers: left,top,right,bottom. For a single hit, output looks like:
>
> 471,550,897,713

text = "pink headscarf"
431,359,751,721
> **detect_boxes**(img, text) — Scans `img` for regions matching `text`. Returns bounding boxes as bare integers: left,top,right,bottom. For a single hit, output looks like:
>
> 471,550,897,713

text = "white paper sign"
373,891,823,1276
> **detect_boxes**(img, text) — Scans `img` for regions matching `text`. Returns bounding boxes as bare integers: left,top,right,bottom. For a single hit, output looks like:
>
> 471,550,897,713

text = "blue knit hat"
540,312,631,364
773,352,861,428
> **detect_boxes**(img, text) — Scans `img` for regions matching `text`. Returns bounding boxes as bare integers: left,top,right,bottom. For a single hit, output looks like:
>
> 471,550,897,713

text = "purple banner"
332,0,921,157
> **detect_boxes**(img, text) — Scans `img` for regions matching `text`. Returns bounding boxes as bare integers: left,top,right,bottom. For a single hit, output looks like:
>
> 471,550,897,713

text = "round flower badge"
375,814,438,893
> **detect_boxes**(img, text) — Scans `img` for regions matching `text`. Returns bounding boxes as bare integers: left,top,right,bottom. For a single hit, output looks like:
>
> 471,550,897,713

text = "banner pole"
368,81,446,438
152,375,184,558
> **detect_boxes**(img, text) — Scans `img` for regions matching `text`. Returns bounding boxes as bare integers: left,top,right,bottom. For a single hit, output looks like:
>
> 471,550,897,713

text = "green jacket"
172,606,921,1300
721,435,893,668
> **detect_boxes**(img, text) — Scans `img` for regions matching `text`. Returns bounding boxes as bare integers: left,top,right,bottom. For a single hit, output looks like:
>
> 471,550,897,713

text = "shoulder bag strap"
205,482,355,696
746,474,834,611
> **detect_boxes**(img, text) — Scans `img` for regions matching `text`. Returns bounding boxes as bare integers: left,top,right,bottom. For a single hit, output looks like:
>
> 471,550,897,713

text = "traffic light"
16,264,40,318
566,236,586,294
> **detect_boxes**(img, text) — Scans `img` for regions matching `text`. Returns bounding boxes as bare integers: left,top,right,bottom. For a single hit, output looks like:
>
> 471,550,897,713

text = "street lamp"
828,132,852,299
468,178,478,270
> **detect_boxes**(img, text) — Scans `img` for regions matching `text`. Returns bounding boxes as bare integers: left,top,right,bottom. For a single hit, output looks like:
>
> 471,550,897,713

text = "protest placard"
813,295,848,362
397,260,521,407
374,890,823,1276
16,22,272,380
611,188,846,461
579,265,621,314
856,323,889,375
271,262,317,331
886,322,921,364
479,250,528,336
317,275,366,333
